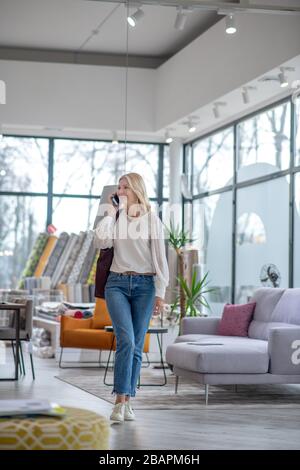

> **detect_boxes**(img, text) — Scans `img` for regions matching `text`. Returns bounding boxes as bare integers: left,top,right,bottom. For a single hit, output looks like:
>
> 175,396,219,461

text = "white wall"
0,60,155,135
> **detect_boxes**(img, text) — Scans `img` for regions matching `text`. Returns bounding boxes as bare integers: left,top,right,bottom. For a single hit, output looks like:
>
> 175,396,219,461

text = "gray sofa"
165,288,300,404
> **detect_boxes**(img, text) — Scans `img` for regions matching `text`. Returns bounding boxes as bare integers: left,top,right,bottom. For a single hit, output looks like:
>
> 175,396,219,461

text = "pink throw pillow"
217,302,256,337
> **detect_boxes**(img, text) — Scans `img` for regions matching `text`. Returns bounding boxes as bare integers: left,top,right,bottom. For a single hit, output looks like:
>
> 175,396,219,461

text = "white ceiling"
0,0,299,142
0,0,238,65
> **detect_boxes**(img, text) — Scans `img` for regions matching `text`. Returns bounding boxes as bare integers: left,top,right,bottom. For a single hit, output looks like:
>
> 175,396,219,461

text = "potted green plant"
165,221,216,335
164,221,194,319
169,271,215,335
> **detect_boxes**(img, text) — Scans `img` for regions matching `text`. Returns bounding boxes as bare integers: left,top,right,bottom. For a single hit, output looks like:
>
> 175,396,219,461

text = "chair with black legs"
0,299,35,380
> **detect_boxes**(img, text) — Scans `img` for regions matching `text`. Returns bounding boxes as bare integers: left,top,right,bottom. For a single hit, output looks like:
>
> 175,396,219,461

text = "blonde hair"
119,172,151,214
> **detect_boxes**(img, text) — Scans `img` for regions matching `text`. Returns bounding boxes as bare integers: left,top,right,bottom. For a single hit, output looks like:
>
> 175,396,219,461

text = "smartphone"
111,193,119,207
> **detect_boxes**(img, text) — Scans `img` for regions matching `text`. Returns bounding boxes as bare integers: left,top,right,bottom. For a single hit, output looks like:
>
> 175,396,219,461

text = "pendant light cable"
124,1,130,173
74,4,121,63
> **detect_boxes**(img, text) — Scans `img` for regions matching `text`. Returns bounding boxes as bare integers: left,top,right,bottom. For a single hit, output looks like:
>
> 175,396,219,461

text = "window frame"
184,96,298,302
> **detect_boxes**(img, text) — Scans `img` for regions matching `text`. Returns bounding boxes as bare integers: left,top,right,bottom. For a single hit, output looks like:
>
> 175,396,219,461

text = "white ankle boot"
124,402,135,421
110,403,125,422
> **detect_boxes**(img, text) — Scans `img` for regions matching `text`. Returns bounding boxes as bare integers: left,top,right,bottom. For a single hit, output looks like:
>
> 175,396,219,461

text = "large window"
236,178,289,304
188,97,299,310
0,137,49,193
0,196,47,288
295,99,300,286
183,145,193,197
294,173,300,287
193,128,234,194
237,102,290,182
54,140,159,198
52,197,99,234
0,136,165,288
193,193,232,315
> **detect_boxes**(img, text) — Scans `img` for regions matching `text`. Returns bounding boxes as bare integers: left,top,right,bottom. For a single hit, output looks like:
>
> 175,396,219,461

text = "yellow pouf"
0,407,110,450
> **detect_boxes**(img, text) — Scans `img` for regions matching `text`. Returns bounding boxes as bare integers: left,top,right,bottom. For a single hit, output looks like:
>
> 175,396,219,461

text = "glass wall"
193,193,232,315
295,97,300,167
188,97,298,313
183,144,193,197
294,97,300,286
0,195,47,288
237,102,290,182
54,140,159,198
52,197,99,234
193,128,234,194
183,201,193,236
293,173,300,287
0,136,166,287
236,178,289,304
0,137,49,193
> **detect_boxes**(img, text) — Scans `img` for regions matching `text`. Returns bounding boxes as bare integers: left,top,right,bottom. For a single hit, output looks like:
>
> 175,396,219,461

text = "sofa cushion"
217,302,256,337
249,288,300,340
175,334,220,344
166,335,269,374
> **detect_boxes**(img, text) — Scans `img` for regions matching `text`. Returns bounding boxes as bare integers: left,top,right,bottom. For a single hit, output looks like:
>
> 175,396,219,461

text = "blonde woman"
95,172,169,423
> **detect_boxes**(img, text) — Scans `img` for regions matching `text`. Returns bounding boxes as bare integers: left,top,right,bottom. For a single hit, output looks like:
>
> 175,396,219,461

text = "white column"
169,138,183,227
165,138,183,304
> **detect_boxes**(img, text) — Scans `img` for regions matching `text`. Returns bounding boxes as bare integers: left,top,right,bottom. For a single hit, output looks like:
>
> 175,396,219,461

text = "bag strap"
149,210,152,247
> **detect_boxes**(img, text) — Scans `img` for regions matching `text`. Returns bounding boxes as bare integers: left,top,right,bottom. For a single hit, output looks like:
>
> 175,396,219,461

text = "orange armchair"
59,298,150,368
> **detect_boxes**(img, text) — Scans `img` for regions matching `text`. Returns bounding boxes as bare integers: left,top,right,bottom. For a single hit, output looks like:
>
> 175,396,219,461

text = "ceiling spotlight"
127,7,144,27
188,119,196,133
111,131,119,145
165,130,173,144
174,7,190,31
259,67,295,87
242,87,249,104
213,105,220,119
213,102,227,119
225,14,237,34
241,86,256,104
183,117,198,133
279,69,288,88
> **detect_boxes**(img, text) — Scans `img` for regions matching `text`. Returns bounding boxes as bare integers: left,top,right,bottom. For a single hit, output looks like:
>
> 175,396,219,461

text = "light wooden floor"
1,352,300,450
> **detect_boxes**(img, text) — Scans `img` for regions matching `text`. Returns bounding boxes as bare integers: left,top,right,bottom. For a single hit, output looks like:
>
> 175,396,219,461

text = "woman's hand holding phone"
110,193,128,211
103,193,117,217
111,193,119,207
107,192,119,212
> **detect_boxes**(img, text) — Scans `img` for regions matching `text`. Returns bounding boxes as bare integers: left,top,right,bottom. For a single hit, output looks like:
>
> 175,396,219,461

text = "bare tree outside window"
0,137,48,288
193,128,233,194
0,137,161,288
237,102,290,181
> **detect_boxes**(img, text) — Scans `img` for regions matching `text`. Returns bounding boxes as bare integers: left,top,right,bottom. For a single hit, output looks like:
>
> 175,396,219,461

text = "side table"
103,325,169,387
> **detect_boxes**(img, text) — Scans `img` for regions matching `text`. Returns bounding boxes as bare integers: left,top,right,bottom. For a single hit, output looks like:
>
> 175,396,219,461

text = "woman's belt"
119,271,155,276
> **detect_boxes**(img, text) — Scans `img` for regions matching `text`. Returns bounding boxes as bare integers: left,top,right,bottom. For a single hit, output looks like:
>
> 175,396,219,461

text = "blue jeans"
104,271,156,397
